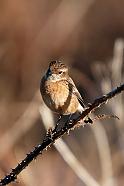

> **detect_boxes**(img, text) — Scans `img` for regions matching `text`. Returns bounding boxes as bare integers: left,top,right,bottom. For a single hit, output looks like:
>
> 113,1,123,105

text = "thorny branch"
0,83,124,186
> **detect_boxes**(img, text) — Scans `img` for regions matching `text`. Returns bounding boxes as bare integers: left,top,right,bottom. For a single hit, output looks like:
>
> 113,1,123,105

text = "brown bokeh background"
0,0,124,186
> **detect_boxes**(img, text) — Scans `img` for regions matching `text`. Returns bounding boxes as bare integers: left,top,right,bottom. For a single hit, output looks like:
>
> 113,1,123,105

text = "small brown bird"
40,60,92,124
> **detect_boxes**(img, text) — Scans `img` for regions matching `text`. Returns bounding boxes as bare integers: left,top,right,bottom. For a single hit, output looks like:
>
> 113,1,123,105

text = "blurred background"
0,0,124,186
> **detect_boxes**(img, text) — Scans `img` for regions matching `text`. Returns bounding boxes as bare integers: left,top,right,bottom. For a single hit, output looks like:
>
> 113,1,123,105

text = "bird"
40,60,93,126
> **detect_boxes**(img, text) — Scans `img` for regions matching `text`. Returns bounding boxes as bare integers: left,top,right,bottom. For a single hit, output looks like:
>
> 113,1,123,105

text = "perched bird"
40,60,92,124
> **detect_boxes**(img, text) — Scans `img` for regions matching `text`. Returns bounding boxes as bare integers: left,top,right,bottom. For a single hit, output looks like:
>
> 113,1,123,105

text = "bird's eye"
47,69,51,76
59,71,63,74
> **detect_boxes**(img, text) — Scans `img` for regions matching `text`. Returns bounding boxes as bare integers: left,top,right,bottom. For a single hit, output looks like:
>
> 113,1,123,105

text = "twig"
91,39,124,186
41,105,116,186
40,104,100,186
0,83,124,185
0,91,40,160
91,123,116,186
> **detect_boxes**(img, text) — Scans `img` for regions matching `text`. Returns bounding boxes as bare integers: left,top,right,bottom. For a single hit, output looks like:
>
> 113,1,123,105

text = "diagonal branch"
40,105,100,186
0,83,124,186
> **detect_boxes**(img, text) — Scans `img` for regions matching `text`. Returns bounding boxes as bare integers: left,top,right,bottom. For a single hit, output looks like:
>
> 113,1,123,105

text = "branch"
0,83,124,186
40,105,100,186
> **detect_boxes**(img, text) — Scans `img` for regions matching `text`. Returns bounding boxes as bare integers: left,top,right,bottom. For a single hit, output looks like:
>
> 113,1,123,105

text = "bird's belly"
42,81,79,115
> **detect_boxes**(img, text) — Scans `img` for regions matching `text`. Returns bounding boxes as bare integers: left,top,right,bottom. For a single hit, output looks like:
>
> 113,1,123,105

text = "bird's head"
46,60,68,81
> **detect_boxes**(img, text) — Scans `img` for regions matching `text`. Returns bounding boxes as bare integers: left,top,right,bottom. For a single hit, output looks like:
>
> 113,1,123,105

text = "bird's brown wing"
66,77,86,108
67,78,93,123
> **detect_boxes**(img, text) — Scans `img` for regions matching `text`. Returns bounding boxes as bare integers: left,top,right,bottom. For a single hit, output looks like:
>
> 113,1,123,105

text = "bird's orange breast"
40,77,79,115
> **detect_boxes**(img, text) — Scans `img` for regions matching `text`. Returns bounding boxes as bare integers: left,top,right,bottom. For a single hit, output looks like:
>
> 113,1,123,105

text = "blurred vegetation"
0,0,124,186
